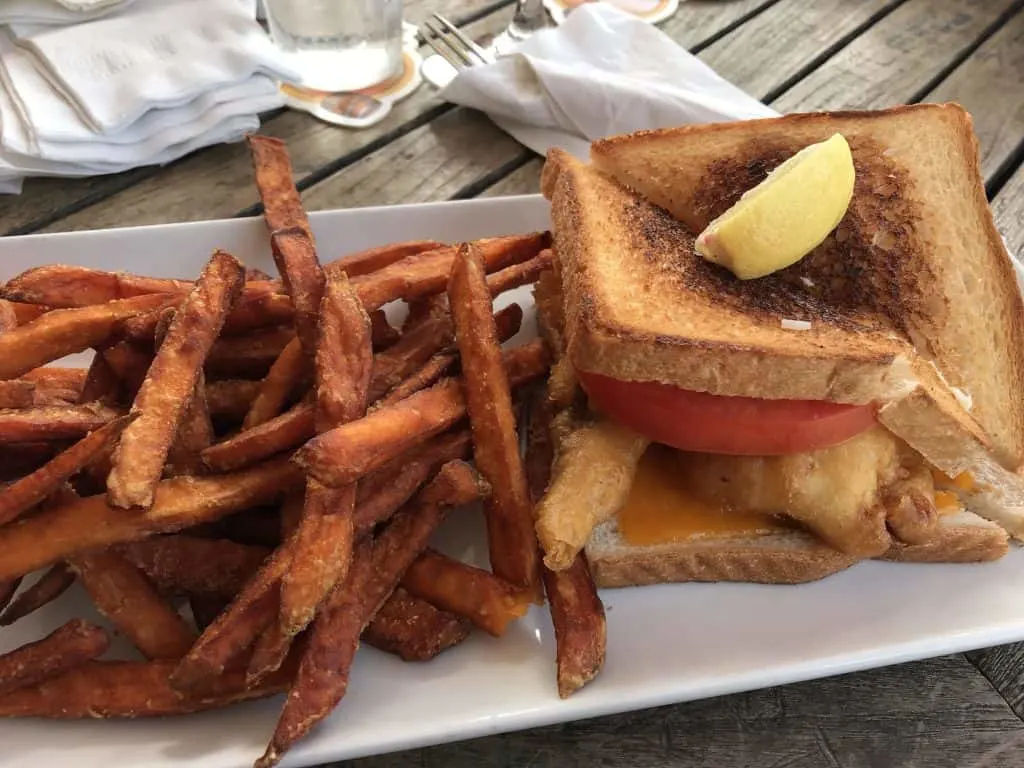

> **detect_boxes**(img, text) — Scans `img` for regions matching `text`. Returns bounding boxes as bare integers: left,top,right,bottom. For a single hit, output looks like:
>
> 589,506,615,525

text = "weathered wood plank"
968,641,1024,720
924,8,1024,180
774,0,1022,114
991,163,1024,262
656,0,776,50
283,0,797,215
480,157,543,197
1,0,504,236
699,0,899,102
300,108,522,209
335,654,1024,768
27,0,782,234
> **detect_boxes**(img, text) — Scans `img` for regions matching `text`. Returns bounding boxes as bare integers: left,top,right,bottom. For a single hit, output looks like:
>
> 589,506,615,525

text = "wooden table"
3,0,1023,765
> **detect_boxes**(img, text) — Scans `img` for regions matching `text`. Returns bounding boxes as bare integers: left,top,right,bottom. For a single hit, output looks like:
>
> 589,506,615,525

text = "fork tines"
422,14,493,70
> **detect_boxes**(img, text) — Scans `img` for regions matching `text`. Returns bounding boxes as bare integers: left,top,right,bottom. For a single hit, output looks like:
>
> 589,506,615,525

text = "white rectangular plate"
3,195,1024,768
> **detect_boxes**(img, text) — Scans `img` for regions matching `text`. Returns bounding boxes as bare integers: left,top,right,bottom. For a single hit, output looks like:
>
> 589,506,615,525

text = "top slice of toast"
556,103,1023,468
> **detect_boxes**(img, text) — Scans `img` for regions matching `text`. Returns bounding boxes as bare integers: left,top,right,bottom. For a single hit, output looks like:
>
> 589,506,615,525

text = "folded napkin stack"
0,0,295,194
441,3,777,159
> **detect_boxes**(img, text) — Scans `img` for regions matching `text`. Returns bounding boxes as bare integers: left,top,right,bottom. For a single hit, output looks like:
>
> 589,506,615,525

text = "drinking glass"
264,0,404,92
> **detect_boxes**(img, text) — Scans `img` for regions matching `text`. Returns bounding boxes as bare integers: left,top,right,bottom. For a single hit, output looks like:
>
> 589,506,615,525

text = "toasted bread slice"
588,104,1024,469
586,521,858,587
587,507,1007,588
542,137,1024,543
542,147,919,407
881,509,1008,563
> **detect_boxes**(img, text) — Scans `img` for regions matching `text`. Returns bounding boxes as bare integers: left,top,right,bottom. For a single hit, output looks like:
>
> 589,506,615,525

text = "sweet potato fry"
366,301,454,402
202,398,315,472
71,551,197,660
102,341,152,400
270,226,326,363
281,274,372,638
246,620,292,685
0,619,109,696
0,657,295,717
325,240,445,279
78,352,120,405
160,302,214,476
2,264,274,306
221,291,294,335
297,340,548,488
108,251,245,508
526,390,606,698
310,276,372,433
377,351,457,408
351,232,551,310
243,336,307,429
171,545,290,693
0,299,18,331
32,387,80,406
0,403,121,443
20,366,89,390
1,265,192,307
0,380,34,408
9,302,46,325
119,535,269,599
121,289,292,341
353,431,471,536
449,243,542,596
166,374,214,475
206,326,294,379
0,294,173,381
0,414,133,527
486,248,555,297
206,379,261,422
402,294,447,331
0,457,301,581
402,549,530,637
0,563,75,626
363,587,471,662
247,135,313,239
377,303,524,407
256,460,487,768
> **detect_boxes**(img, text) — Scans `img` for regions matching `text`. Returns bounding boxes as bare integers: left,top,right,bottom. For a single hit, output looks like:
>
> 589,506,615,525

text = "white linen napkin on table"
0,0,135,26
13,0,295,134
0,0,292,193
440,3,778,159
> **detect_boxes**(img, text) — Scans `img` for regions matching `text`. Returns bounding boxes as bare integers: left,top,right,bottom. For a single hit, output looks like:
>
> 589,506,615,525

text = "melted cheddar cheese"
617,445,790,546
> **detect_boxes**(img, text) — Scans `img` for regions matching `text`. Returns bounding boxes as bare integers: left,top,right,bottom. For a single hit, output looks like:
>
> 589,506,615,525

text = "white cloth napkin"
0,0,289,192
441,3,778,159
0,0,135,26
12,0,295,133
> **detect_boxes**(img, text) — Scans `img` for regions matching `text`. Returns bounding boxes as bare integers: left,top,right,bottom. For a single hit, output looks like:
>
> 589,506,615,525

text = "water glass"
264,0,404,93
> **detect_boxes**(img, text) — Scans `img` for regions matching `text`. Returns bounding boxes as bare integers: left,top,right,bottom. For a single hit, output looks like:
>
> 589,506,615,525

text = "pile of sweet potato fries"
0,135,606,766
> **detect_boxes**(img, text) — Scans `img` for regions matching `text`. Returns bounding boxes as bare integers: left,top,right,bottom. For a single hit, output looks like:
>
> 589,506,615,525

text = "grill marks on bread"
627,135,935,338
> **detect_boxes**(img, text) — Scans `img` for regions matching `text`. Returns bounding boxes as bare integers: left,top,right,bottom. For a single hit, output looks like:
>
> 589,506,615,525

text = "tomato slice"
578,372,876,456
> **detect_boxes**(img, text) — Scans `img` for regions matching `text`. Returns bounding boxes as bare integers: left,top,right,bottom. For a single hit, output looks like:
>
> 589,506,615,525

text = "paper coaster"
278,23,423,129
543,0,679,25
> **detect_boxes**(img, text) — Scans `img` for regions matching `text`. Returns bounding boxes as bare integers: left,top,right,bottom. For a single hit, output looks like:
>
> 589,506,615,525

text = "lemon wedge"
695,133,855,280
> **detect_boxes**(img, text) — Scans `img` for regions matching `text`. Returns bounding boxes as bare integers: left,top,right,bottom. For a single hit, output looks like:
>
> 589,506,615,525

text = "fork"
422,1,551,77
422,14,495,71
